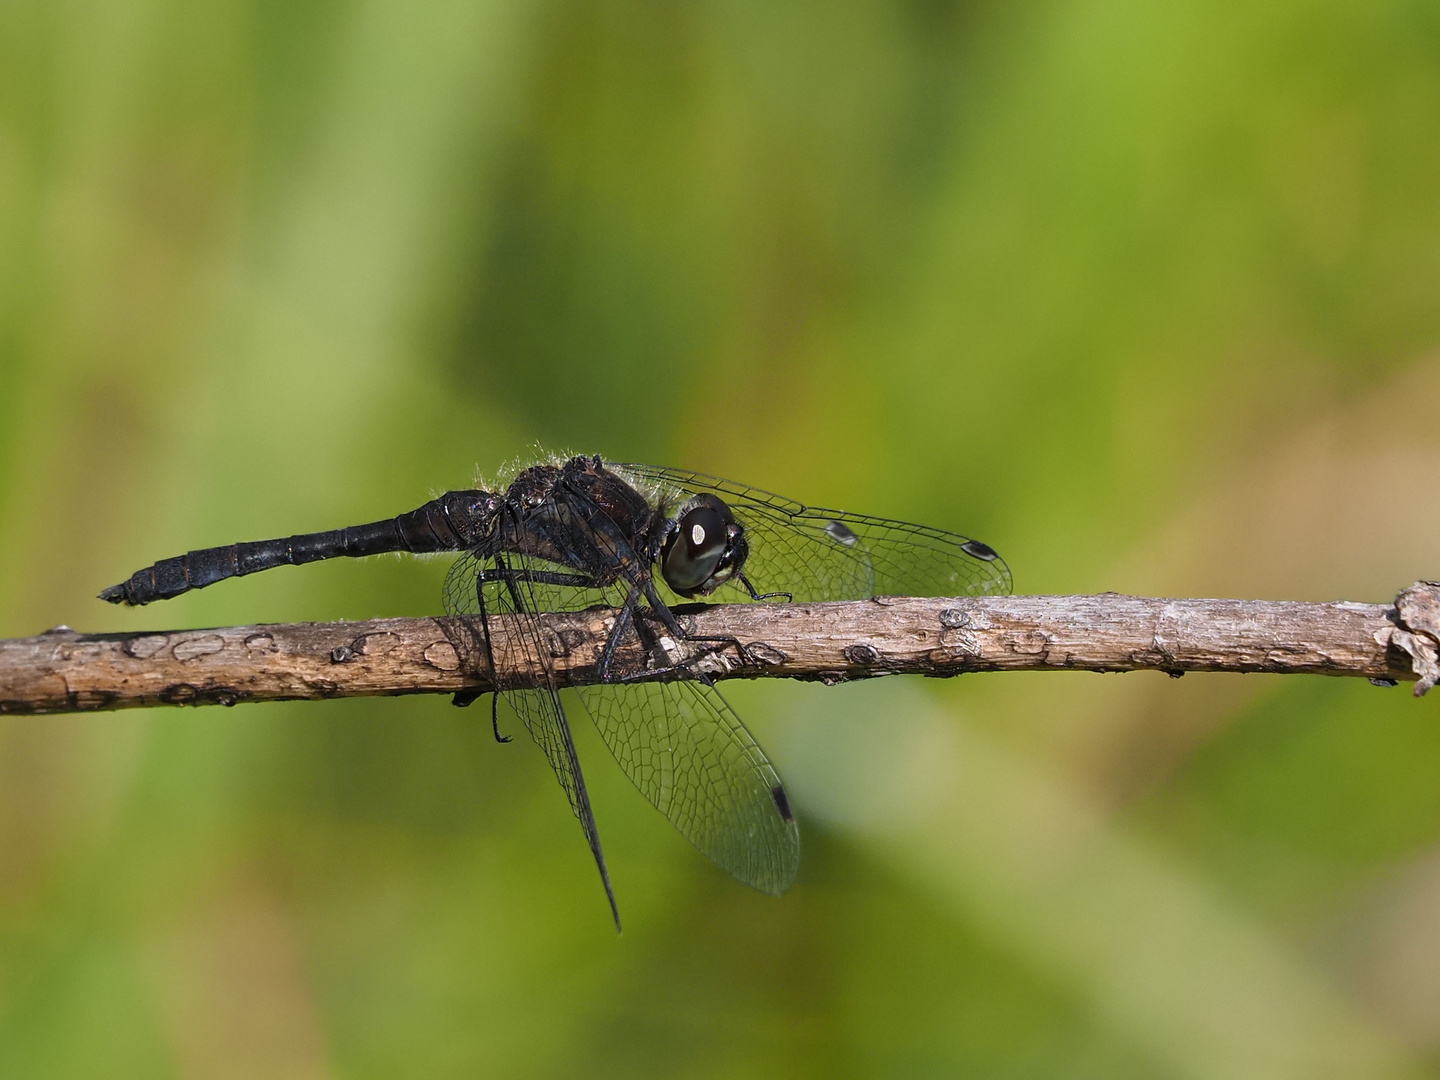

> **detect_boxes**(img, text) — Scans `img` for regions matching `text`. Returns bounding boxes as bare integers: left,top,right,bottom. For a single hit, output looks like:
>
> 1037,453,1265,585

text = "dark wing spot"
960,539,998,561
771,784,794,822
825,520,859,547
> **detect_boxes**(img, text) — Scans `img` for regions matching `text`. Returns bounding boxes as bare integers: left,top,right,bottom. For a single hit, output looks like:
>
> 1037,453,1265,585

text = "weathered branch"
1,584,1437,715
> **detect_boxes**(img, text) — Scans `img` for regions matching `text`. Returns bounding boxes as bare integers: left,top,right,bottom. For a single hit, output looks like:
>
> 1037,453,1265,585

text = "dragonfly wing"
443,546,622,929
577,677,800,896
610,463,1012,602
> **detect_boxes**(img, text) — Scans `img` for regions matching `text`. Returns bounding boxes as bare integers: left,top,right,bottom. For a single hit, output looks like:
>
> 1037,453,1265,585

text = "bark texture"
1,584,1437,716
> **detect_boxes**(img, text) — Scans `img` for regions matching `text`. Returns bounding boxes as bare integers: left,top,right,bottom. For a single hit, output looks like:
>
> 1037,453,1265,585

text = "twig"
1,583,1437,715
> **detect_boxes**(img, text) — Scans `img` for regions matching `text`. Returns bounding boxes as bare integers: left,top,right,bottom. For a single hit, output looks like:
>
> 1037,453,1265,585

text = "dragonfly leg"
477,568,600,588
639,581,767,670
490,695,511,744
595,585,643,682
448,689,517,746
453,558,513,741
736,570,791,603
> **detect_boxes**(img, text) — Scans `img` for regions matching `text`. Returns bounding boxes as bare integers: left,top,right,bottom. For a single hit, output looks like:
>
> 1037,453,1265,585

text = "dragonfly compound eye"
661,497,739,596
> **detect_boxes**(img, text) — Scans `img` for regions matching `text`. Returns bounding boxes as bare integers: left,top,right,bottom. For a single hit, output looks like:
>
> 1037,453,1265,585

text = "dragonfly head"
658,494,748,598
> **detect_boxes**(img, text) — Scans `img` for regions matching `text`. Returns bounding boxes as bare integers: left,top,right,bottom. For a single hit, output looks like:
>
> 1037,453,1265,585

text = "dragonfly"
101,454,1011,929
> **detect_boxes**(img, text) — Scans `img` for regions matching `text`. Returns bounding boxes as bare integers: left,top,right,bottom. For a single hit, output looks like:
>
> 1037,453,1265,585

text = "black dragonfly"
101,455,1011,929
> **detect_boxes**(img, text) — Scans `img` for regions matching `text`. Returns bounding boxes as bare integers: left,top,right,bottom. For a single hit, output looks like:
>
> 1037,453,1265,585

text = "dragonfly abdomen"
99,490,495,606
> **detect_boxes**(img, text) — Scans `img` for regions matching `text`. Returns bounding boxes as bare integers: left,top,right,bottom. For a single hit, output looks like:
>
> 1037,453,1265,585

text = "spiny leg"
447,558,513,740
477,562,607,734
736,569,791,602
640,579,771,669
595,584,644,682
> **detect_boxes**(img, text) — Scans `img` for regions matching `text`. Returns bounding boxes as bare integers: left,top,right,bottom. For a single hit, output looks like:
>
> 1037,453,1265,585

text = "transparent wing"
577,678,800,895
443,497,800,898
610,463,1012,603
442,541,622,929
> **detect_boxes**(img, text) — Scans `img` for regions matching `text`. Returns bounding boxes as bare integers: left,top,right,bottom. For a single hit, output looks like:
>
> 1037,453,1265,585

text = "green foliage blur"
3,0,1440,1075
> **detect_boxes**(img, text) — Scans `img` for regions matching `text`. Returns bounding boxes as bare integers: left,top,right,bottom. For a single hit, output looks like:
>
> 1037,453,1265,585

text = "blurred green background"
3,0,1440,1076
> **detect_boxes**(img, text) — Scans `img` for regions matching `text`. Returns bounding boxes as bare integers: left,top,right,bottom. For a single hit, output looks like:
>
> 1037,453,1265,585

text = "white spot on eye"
691,523,706,545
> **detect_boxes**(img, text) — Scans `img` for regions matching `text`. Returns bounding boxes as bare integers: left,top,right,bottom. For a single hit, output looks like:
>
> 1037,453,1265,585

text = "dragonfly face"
657,493,747,598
